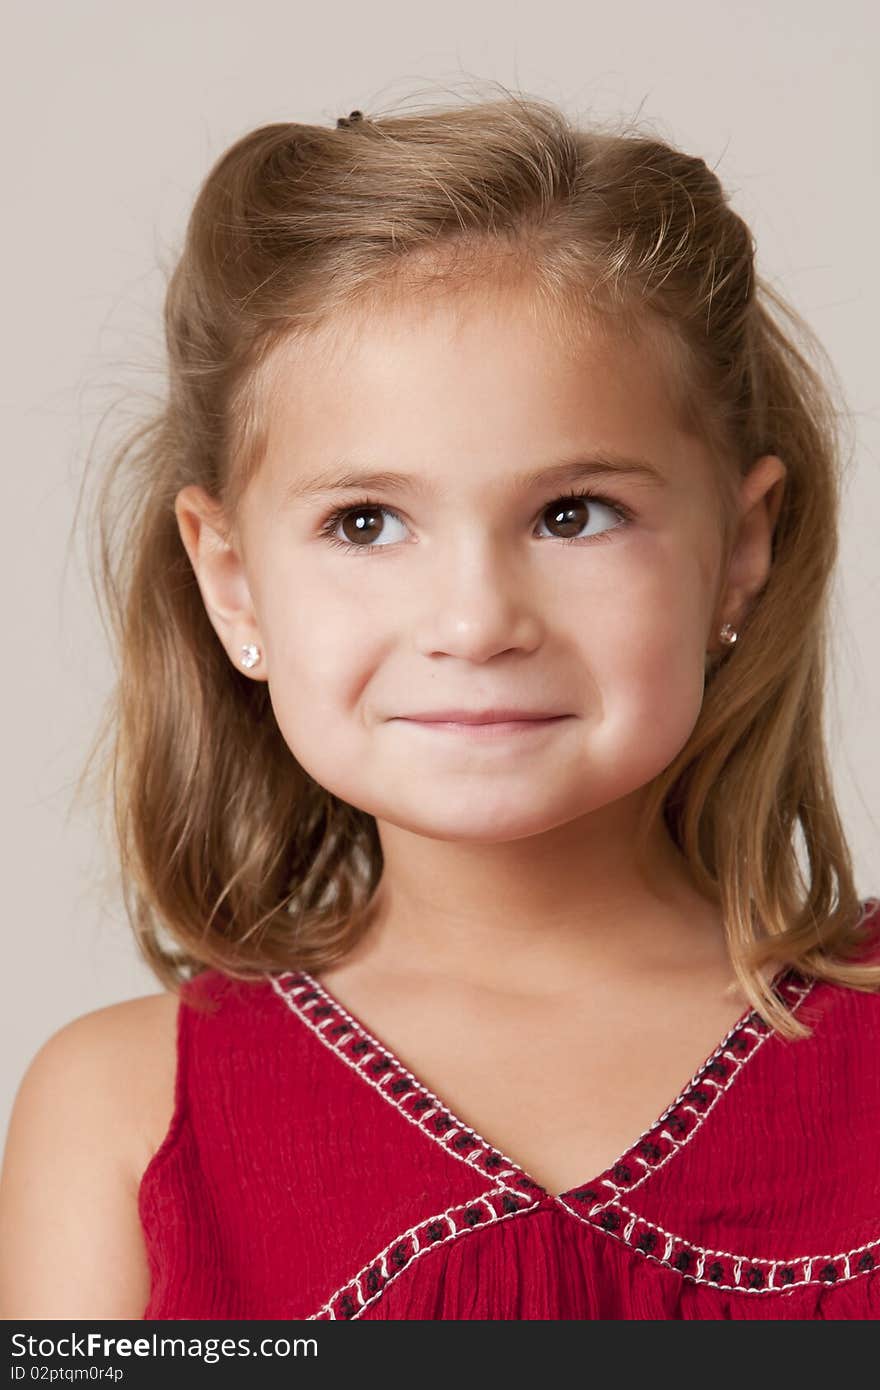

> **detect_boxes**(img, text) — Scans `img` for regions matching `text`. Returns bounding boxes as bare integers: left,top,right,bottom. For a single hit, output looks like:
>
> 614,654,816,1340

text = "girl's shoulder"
21,970,273,1184
96,989,182,1185
0,989,180,1317
21,989,182,1185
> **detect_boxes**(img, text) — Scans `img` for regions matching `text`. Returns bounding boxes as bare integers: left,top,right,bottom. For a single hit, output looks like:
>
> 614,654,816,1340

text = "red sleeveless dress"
139,897,880,1320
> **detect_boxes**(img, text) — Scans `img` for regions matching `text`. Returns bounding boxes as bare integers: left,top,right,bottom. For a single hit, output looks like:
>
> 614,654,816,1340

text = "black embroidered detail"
780,1267,796,1284
432,1113,453,1133
746,1266,765,1288
599,1210,621,1231
502,1194,520,1214
426,1221,446,1241
339,1294,357,1318
390,1078,412,1095
688,1088,711,1107
707,1260,724,1282
572,1187,598,1204
464,1207,482,1226
673,1249,693,1272
411,1097,432,1113
370,1056,393,1075
517,1175,543,1191
390,1243,408,1268
483,1153,503,1171
453,1132,477,1151
636,1231,658,1253
819,1264,838,1283
311,1004,334,1019
612,1164,632,1184
638,1141,662,1161
666,1114,689,1136
704,1060,728,1079
857,1252,875,1272
350,1039,369,1056
365,1266,382,1293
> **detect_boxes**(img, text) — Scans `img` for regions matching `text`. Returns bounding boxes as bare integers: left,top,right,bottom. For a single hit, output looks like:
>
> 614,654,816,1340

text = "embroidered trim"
306,1187,543,1320
562,1199,880,1293
268,964,812,1207
556,973,816,1219
268,971,545,1201
308,1199,879,1316
268,896,880,1305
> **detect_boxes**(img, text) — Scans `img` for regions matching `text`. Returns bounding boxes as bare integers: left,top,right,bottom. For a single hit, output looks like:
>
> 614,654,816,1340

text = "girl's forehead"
242,288,711,525
263,299,678,437
272,286,648,374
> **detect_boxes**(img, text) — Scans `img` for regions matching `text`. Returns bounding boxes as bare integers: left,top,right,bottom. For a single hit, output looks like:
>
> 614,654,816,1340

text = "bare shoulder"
0,990,180,1318
71,991,182,1177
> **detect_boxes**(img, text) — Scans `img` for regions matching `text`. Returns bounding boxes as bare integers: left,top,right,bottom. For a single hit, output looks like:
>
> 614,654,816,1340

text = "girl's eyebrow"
281,452,666,504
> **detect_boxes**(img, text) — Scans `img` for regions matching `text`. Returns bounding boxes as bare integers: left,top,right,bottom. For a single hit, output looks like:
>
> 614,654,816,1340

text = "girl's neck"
341,844,736,1000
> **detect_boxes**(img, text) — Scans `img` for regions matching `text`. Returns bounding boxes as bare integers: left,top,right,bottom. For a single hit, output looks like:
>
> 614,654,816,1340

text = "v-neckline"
270,963,815,1207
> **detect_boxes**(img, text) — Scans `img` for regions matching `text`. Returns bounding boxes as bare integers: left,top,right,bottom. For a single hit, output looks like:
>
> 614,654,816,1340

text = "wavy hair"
75,83,880,1037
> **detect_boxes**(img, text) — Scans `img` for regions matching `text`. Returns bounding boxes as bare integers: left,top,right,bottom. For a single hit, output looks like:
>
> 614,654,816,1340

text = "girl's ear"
716,453,787,633
174,484,265,678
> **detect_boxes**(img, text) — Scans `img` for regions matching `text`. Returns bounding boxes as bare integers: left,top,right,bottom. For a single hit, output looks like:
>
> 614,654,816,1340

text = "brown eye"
543,496,590,539
321,502,408,552
339,505,385,545
536,492,627,544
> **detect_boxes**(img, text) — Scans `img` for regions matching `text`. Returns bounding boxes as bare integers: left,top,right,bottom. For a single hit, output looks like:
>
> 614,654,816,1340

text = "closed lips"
398,709,569,723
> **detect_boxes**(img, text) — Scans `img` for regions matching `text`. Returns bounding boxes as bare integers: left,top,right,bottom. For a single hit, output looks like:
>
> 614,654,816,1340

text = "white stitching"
561,1196,880,1292
306,1189,542,1320
566,974,816,1218
268,972,541,1199
268,973,531,1200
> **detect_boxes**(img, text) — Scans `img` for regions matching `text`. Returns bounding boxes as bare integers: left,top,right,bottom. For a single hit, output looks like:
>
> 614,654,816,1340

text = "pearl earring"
719,623,738,647
240,643,261,669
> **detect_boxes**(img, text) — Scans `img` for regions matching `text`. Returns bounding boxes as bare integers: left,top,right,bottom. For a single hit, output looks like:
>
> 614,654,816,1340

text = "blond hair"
75,83,879,1038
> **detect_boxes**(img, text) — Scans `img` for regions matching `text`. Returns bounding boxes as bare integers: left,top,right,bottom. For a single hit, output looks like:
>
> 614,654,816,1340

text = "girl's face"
180,291,765,846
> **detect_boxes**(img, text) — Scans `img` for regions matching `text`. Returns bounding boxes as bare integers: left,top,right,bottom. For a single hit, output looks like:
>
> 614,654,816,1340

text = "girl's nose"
412,549,544,662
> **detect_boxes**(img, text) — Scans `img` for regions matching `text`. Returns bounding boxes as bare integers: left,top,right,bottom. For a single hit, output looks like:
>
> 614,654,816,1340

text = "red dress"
139,897,880,1320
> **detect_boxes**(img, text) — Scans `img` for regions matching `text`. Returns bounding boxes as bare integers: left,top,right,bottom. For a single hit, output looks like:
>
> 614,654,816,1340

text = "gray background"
2,0,878,1151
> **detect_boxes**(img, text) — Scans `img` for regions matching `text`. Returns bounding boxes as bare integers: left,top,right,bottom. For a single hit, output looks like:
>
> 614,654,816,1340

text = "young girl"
1,89,878,1323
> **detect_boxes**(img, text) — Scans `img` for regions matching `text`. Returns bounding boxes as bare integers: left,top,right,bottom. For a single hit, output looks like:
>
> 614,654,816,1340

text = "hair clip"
336,109,364,129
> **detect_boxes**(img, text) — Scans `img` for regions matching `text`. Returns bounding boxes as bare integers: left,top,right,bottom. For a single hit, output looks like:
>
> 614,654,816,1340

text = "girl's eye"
534,491,632,544
317,488,633,555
